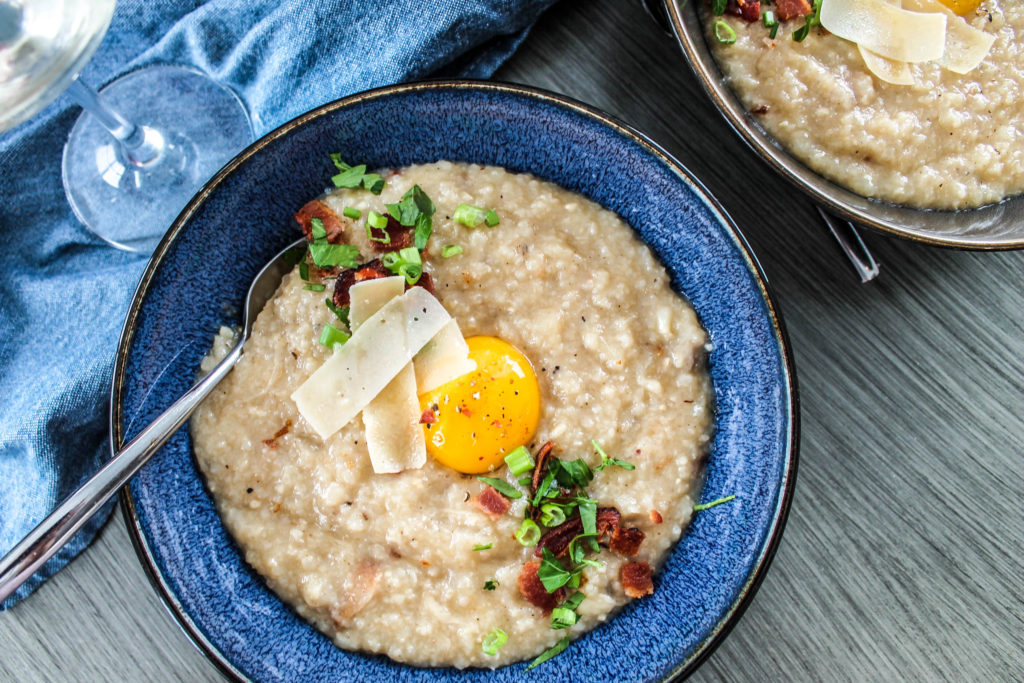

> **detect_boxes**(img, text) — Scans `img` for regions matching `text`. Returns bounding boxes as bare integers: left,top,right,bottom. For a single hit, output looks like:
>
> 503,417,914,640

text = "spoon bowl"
0,237,306,603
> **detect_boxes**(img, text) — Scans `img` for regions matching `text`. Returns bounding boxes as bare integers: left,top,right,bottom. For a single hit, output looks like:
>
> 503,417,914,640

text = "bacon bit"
518,561,565,613
621,562,654,598
368,214,413,253
649,510,664,525
775,0,811,20
609,526,645,557
332,258,389,307
534,507,625,558
473,486,511,520
751,104,770,115
262,419,293,449
531,441,555,493
595,507,622,538
295,200,347,243
726,0,760,22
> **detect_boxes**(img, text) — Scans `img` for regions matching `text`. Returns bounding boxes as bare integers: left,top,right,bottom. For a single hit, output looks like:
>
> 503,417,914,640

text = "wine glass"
0,0,252,253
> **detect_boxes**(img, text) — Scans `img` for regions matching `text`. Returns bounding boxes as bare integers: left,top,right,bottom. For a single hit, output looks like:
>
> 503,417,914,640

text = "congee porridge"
704,0,1023,210
190,160,714,669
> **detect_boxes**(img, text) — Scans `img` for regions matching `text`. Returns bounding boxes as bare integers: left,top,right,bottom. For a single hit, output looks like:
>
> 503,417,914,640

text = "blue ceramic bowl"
113,80,797,682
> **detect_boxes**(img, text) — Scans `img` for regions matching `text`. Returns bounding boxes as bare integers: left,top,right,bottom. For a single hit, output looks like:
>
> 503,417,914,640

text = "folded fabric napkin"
0,0,555,609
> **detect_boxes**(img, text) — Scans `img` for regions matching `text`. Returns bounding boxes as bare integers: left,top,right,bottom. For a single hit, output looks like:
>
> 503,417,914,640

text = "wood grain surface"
2,0,1022,680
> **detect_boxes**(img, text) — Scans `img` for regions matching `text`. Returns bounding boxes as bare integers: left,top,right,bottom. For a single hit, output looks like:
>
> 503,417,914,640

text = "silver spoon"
0,238,307,603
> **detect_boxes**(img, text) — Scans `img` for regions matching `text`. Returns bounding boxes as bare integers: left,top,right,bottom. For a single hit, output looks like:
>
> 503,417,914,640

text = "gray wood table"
3,0,1023,680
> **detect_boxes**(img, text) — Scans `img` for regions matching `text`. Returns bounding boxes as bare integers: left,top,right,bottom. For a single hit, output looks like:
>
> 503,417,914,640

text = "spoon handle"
0,343,243,604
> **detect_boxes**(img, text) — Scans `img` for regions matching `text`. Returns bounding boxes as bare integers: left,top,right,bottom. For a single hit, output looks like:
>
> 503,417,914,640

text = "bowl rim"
663,0,1024,251
111,78,800,682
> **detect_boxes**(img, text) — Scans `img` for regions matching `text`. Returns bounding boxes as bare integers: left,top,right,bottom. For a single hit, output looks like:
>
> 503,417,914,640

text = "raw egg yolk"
419,336,541,474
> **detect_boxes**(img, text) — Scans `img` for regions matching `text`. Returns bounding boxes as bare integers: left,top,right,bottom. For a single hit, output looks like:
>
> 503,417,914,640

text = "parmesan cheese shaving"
413,319,476,393
858,45,915,85
903,0,995,73
350,277,426,473
291,286,452,440
820,0,947,64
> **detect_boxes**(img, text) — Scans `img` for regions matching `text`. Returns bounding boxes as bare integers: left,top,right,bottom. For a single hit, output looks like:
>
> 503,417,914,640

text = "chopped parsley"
384,185,435,250
476,476,522,499
329,154,385,194
308,217,360,269
591,440,636,473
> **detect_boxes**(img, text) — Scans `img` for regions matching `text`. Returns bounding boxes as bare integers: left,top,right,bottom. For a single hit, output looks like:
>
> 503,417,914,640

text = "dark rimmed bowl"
657,0,1024,250
111,80,798,682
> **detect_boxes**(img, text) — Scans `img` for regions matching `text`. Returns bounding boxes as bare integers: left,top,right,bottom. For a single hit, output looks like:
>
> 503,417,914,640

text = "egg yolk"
419,336,541,474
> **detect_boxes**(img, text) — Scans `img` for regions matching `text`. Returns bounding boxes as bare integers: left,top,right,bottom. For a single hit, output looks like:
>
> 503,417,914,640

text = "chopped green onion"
473,543,493,551
476,476,523,499
763,9,776,27
562,591,585,611
343,206,361,219
318,323,349,349
483,579,498,591
539,503,566,527
531,469,558,507
592,440,636,472
792,22,809,41
441,244,463,258
504,446,535,477
481,628,508,656
525,635,570,671
303,283,326,292
366,210,388,230
381,247,423,285
714,20,737,44
711,0,727,14
693,494,737,512
324,299,350,326
453,203,500,228
298,260,310,281
537,548,572,592
516,519,541,547
518,474,533,487
550,606,578,630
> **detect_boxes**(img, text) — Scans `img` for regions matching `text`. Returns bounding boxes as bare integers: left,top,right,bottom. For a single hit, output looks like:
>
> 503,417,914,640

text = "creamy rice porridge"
706,1,1023,210
191,162,713,668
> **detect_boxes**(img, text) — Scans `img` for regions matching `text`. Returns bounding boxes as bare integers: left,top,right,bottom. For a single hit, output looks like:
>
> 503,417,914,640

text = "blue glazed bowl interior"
114,81,796,682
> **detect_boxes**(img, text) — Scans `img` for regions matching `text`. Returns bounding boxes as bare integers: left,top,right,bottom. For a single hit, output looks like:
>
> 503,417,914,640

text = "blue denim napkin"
0,0,555,609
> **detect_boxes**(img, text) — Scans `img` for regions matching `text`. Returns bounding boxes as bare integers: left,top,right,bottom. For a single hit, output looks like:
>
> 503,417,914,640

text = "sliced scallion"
504,446,534,476
481,628,508,656
441,244,463,258
343,206,361,219
714,20,737,44
515,519,541,547
539,503,566,528
318,323,349,349
453,203,500,228
693,494,737,512
473,543,493,551
476,476,522,499
303,283,326,292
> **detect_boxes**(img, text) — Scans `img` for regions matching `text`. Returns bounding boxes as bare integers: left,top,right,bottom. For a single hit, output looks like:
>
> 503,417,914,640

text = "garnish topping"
453,203,500,228
504,445,535,477
693,494,737,511
385,184,435,250
476,476,523,500
525,635,570,671
441,244,463,258
591,440,636,472
318,322,350,349
381,247,423,286
550,591,585,630
330,154,385,194
473,543,493,551
516,519,542,547
343,206,361,219
309,218,360,269
715,20,738,43
481,628,508,656
483,579,498,591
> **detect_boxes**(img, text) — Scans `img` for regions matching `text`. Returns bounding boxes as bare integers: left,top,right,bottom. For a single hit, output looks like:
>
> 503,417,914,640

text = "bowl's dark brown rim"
111,78,799,682
663,0,1024,251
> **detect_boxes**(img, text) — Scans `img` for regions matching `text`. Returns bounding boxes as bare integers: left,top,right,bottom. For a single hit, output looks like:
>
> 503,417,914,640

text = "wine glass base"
62,65,253,253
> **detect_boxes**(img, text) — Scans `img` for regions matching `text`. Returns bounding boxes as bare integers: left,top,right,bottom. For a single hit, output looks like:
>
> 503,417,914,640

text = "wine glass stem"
66,77,163,166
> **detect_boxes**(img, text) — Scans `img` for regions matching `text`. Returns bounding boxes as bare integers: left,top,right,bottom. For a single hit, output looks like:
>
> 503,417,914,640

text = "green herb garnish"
693,494,737,512
476,476,523,499
481,628,508,656
516,519,541,547
550,591,586,630
381,247,423,285
324,299,350,327
308,217,360,269
553,458,593,489
452,203,499,228
441,244,463,258
714,20,737,44
504,446,534,477
473,543,493,551
525,635,570,671
712,0,727,14
483,579,498,591
303,283,326,292
537,548,572,592
318,322,350,349
591,440,636,472
763,9,779,39
329,155,385,194
343,206,361,219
